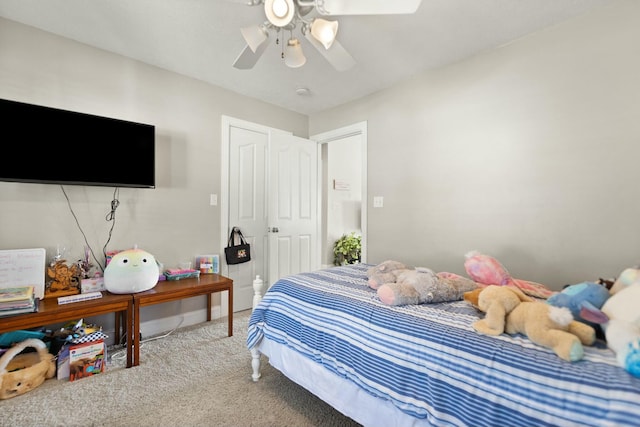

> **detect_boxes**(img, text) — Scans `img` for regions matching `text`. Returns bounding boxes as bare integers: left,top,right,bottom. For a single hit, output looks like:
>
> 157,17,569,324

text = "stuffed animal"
546,282,610,335
377,268,478,306
367,260,414,290
464,285,596,362
464,286,533,334
464,250,555,299
594,268,640,377
104,247,159,294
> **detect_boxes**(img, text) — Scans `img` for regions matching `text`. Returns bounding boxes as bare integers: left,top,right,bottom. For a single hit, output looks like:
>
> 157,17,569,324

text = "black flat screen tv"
0,98,155,188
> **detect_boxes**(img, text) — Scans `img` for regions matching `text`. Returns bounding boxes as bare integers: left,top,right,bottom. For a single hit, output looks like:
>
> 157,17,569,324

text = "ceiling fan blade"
304,33,355,72
315,0,422,15
241,25,269,53
220,0,262,5
233,40,269,69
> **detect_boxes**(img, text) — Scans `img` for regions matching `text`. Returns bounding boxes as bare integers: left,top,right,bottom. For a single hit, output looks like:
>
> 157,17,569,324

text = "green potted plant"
333,232,362,266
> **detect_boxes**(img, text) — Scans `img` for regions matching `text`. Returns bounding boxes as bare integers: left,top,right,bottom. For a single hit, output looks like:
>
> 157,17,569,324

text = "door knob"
268,227,279,233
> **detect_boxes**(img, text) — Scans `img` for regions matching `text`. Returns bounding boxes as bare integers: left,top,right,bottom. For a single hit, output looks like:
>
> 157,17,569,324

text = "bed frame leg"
252,275,264,309
251,347,262,381
250,275,264,382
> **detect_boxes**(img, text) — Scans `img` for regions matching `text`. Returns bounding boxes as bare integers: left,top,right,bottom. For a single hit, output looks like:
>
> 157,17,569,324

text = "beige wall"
2,0,639,337
310,0,640,289
0,17,307,335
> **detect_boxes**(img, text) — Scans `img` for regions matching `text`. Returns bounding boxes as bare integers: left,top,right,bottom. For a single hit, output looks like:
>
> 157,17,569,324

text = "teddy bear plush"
464,285,596,362
377,268,478,306
366,260,414,290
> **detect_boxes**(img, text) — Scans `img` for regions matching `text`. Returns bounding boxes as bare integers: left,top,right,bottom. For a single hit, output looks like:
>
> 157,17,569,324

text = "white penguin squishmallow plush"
104,247,159,294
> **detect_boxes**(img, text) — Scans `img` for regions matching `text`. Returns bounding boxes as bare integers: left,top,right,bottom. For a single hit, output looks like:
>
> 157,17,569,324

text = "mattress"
247,264,640,427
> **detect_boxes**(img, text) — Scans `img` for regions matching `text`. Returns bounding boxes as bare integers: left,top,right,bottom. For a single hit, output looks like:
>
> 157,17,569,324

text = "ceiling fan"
231,0,423,71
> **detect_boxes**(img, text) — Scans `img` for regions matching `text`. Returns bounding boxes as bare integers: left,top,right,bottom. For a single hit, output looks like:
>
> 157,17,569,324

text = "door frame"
311,121,368,265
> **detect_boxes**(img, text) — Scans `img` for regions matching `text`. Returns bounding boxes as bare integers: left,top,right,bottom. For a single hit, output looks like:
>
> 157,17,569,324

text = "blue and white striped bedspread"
247,264,640,427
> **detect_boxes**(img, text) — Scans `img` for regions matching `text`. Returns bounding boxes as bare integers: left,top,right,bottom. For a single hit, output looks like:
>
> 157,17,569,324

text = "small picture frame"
195,255,219,274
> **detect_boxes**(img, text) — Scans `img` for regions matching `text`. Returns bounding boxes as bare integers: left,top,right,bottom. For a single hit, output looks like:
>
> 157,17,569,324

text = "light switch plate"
373,196,384,208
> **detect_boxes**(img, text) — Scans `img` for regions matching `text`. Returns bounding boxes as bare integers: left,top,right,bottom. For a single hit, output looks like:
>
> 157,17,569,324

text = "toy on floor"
377,267,478,306
464,285,595,362
0,338,56,399
464,251,555,299
104,246,159,294
585,268,640,377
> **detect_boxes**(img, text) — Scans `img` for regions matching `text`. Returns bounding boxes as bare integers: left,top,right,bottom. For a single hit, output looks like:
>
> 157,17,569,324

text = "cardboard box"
57,339,106,381
80,277,106,293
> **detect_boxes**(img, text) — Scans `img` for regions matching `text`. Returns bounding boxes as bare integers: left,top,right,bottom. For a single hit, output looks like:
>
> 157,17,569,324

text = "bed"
247,264,640,427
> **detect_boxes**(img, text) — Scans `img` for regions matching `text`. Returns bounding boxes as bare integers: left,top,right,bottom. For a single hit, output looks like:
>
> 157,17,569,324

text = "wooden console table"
130,274,233,367
0,292,134,367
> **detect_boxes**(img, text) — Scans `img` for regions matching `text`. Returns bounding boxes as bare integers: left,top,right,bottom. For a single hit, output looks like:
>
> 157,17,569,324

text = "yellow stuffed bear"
464,285,596,362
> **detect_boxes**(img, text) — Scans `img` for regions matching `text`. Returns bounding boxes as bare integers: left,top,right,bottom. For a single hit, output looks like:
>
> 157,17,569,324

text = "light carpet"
0,310,362,427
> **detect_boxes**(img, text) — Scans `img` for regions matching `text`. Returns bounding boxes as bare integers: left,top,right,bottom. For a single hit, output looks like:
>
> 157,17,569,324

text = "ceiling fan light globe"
272,0,288,17
284,38,306,68
264,0,295,27
311,18,338,50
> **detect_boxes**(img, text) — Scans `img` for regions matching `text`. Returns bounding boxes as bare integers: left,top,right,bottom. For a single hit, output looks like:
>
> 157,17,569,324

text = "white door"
227,124,268,312
268,131,319,284
222,117,319,312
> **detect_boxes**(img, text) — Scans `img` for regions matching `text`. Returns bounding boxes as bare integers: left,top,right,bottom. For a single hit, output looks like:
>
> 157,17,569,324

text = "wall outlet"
373,196,384,208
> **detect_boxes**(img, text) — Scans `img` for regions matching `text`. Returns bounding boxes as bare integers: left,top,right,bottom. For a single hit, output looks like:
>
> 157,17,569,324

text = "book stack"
0,286,38,317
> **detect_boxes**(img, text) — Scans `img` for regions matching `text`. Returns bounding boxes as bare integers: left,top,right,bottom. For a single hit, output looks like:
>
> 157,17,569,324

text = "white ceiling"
0,0,610,115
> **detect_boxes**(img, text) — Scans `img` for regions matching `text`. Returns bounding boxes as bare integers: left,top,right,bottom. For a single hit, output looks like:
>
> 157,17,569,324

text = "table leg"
114,311,121,345
228,287,233,337
207,293,212,322
133,301,140,367
126,300,134,368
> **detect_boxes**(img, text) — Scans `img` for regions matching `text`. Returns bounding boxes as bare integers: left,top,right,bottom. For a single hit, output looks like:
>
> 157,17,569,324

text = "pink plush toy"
464,251,555,299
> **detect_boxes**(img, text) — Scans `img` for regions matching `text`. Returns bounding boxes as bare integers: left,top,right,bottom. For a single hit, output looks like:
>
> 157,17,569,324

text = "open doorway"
311,122,368,268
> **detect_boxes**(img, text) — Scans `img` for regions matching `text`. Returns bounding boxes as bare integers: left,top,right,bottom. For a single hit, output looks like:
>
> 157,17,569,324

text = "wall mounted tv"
0,98,155,188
